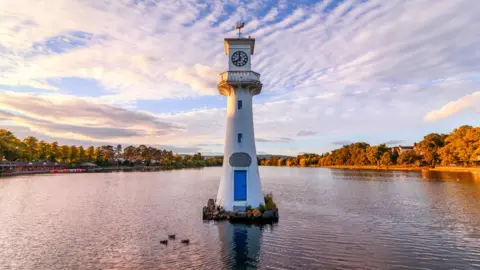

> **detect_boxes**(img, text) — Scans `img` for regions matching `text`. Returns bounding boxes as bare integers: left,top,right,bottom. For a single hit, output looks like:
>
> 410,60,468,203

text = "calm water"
0,167,480,269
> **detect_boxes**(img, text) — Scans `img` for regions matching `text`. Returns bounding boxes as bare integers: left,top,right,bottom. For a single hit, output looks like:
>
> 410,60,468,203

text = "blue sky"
0,0,479,155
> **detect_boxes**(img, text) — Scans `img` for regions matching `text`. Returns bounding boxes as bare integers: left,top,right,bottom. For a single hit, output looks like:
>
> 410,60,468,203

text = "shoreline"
0,166,218,178
311,165,480,173
2,165,479,178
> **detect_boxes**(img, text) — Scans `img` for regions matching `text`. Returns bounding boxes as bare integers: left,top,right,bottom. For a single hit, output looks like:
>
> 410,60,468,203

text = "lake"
0,167,479,269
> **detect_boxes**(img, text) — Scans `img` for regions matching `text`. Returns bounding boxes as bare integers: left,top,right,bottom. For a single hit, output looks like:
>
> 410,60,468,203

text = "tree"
0,129,22,161
390,151,399,165
78,146,85,162
115,144,122,167
380,152,392,167
123,146,137,162
85,146,95,162
22,136,39,161
100,145,115,162
299,158,308,167
416,133,445,167
94,147,103,164
152,149,164,164
115,144,122,157
397,150,418,166
439,125,480,166
36,140,49,160
367,144,389,166
59,145,69,162
68,145,78,163
49,142,59,161
174,154,183,168
192,153,203,161
348,142,369,165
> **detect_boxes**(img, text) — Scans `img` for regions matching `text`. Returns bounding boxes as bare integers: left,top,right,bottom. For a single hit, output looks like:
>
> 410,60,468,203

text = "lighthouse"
216,29,264,211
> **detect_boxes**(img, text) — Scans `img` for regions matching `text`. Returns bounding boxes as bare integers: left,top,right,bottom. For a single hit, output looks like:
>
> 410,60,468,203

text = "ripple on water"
0,168,479,269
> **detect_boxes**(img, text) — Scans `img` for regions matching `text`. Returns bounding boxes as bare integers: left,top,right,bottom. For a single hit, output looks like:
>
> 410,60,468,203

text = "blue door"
234,170,247,201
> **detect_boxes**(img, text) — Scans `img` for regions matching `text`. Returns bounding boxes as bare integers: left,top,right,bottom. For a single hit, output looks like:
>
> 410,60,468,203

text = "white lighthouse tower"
216,25,264,211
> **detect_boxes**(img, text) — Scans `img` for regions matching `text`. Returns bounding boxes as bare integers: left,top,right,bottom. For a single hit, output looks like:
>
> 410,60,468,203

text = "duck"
181,239,190,244
168,234,176,239
160,240,168,245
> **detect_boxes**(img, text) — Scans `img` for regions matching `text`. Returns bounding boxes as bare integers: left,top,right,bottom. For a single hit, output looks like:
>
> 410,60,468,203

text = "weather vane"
235,19,245,38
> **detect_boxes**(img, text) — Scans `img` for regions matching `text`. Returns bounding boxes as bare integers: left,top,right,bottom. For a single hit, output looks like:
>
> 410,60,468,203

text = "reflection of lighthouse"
217,223,263,269
216,30,264,211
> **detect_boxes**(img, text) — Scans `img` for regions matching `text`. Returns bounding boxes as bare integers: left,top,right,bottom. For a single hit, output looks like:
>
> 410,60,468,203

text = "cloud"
153,145,202,154
0,91,180,142
1,0,480,155
165,64,219,95
383,140,405,145
424,92,480,121
332,140,353,146
297,130,318,136
255,137,292,143
2,0,479,103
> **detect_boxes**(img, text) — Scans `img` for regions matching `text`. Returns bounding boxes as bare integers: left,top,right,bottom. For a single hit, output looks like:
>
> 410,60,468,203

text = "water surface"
0,167,479,269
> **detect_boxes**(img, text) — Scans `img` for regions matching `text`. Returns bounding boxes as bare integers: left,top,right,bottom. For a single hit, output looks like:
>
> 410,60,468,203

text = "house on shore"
391,143,417,154
0,161,68,176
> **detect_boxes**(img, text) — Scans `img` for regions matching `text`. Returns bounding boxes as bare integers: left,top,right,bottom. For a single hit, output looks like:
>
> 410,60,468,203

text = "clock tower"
216,34,264,211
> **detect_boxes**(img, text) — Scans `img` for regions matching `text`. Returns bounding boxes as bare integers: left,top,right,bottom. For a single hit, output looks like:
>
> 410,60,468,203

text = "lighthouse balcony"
219,71,261,83
218,71,262,96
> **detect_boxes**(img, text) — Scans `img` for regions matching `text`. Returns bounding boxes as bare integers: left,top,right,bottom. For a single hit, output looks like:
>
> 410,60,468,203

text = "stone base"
202,198,279,224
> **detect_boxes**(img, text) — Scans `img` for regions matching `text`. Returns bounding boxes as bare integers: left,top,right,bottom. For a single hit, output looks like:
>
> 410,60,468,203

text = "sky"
0,0,479,156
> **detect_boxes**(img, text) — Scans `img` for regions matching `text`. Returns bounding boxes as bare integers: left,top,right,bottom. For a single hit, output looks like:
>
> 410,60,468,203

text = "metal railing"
219,71,260,82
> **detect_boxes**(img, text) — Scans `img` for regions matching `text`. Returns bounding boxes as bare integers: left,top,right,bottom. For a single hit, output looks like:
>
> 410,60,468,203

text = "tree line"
0,129,223,168
258,125,480,168
1,125,478,169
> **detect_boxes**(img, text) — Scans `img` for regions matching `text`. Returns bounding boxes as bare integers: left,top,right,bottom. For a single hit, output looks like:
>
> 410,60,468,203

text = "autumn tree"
36,140,50,160
367,144,389,166
0,129,22,161
380,152,393,167
100,145,115,162
85,146,95,162
397,150,419,166
59,145,69,162
94,147,103,164
78,146,86,162
49,142,59,161
123,146,137,162
416,133,446,167
68,145,78,163
22,136,39,161
439,125,480,166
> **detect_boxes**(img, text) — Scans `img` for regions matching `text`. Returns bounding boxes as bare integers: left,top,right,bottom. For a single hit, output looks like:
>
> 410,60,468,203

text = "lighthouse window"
238,100,243,109
238,133,243,143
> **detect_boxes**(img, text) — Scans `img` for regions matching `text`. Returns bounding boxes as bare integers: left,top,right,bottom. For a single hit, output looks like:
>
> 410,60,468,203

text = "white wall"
216,86,264,211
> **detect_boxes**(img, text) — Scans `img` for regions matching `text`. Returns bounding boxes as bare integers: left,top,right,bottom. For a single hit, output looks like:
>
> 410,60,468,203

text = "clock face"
231,51,248,67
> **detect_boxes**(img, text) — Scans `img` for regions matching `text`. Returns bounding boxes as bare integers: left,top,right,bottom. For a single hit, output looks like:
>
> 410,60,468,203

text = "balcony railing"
219,71,260,83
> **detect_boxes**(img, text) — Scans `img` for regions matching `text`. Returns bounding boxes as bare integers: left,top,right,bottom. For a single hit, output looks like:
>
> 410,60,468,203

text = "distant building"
398,145,414,153
0,163,16,175
391,143,417,154
0,161,68,175
78,162,99,169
